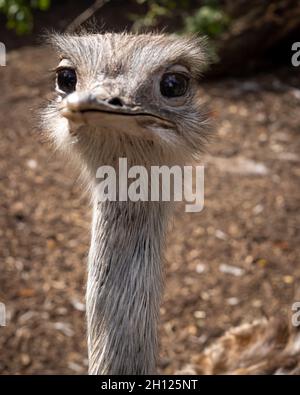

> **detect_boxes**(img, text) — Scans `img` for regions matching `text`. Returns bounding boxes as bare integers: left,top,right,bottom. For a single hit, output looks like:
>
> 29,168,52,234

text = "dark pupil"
57,69,77,93
160,73,188,98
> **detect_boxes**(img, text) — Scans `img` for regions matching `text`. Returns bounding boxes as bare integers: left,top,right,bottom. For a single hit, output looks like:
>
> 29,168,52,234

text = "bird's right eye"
56,68,77,94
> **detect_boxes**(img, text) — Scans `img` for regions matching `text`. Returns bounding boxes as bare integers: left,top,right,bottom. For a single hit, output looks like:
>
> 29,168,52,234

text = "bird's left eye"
160,72,189,98
56,68,77,94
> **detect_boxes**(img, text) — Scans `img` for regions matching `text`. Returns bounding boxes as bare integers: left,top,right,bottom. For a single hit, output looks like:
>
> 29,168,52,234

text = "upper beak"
60,91,145,120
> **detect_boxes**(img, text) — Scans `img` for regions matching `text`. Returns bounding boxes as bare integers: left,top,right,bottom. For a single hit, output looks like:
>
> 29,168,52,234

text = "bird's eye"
160,73,189,98
56,68,77,94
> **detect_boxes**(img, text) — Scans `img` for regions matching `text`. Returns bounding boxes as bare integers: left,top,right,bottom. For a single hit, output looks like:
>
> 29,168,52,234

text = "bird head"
43,33,210,170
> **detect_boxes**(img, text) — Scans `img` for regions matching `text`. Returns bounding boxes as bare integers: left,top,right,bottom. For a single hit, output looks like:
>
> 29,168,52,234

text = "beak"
60,91,172,122
60,91,147,121
59,91,174,138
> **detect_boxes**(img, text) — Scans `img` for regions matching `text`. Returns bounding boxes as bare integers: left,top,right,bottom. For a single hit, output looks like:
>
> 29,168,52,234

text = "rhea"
43,32,208,375
42,32,300,376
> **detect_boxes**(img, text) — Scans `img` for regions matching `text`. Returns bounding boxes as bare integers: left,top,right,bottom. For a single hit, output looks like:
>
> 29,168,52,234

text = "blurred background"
0,0,299,374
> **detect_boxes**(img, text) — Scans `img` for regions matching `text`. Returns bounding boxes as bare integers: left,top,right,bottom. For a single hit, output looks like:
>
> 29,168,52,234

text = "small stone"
219,263,245,277
194,310,206,319
47,239,56,250
283,275,294,284
53,322,74,337
27,159,37,169
20,354,31,366
291,89,300,100
252,299,262,308
227,297,239,306
253,204,264,215
201,292,210,301
57,307,68,315
188,249,199,260
11,201,24,214
229,104,238,113
228,223,239,236
187,325,197,335
71,298,85,312
68,361,83,373
215,229,227,240
175,364,197,375
258,133,268,142
160,307,166,315
195,263,206,274
245,255,254,265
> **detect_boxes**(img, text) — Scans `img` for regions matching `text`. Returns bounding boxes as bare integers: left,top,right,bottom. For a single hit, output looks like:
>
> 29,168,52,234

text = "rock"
219,264,245,277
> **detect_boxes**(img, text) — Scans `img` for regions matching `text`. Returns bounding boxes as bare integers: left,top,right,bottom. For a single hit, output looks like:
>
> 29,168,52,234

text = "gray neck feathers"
87,197,170,374
62,131,179,374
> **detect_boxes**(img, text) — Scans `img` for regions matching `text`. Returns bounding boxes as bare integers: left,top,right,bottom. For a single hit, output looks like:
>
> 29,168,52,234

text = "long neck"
86,196,170,374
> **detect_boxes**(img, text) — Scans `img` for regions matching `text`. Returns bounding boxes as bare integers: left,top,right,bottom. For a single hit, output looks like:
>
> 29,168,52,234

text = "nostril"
108,97,123,107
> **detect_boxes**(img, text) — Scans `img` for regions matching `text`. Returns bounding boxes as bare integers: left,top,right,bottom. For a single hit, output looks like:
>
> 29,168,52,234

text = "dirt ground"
0,46,299,374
